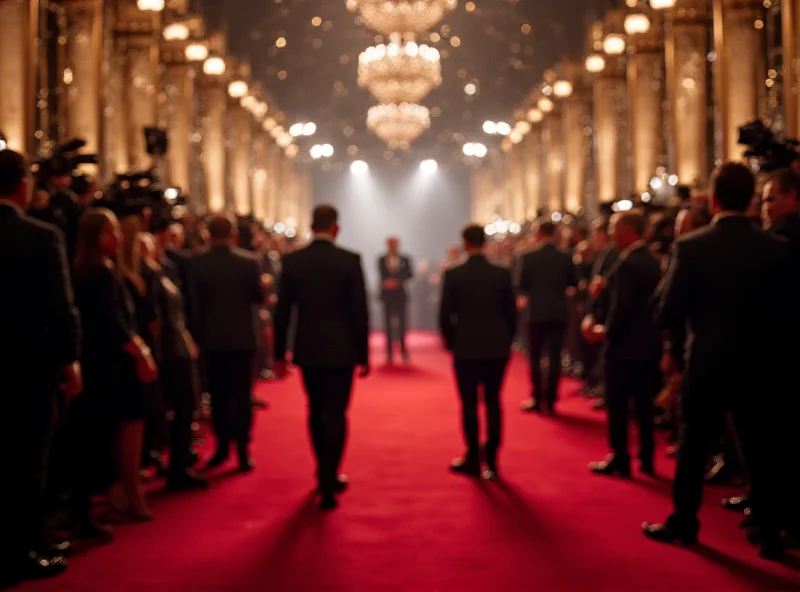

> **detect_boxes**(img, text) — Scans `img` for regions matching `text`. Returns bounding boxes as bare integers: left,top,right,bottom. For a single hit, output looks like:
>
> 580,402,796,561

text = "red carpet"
16,332,800,591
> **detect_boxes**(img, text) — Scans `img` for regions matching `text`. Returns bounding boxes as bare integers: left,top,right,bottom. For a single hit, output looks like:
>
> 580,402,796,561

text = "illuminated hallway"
16,333,800,592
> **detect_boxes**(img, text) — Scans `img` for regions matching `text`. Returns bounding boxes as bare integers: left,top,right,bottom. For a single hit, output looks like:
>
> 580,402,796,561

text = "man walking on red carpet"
439,224,517,479
273,205,370,510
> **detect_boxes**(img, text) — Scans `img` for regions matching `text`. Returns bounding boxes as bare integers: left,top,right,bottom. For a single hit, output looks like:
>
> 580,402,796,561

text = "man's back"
518,243,577,323
660,216,792,383
274,240,369,368
0,205,79,385
189,245,262,352
439,255,517,361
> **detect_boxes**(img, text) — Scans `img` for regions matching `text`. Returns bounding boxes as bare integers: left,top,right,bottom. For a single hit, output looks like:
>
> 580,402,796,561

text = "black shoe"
316,474,349,494
320,495,339,510
722,494,749,512
238,459,256,473
167,470,209,490
401,351,410,363
640,461,655,476
642,521,698,545
450,458,481,477
10,552,68,584
589,455,631,478
203,452,229,470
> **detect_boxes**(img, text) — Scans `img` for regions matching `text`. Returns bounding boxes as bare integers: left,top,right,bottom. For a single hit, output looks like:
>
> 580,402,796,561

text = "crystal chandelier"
367,103,430,149
359,39,441,104
346,0,458,36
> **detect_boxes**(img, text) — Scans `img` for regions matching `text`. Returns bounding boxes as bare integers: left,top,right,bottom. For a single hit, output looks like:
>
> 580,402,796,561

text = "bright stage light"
420,159,438,173
351,160,369,174
185,43,208,62
482,120,497,134
495,122,511,136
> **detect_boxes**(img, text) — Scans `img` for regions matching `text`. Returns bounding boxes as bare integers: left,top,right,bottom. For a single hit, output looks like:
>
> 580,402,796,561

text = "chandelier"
367,103,430,149
346,0,458,36
359,39,441,104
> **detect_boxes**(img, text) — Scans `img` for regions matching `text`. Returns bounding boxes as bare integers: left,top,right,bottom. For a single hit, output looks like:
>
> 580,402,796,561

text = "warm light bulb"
303,122,317,136
351,160,369,174
537,97,554,113
482,120,497,134
650,0,676,8
585,53,606,73
227,80,248,99
624,13,651,35
526,108,543,123
163,22,189,41
137,0,164,12
495,122,512,136
552,80,573,98
420,159,438,173
603,34,626,55
185,42,208,62
289,123,305,137
202,56,226,76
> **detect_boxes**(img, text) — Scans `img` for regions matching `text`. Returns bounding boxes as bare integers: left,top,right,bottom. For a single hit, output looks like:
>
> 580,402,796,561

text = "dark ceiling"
200,0,607,169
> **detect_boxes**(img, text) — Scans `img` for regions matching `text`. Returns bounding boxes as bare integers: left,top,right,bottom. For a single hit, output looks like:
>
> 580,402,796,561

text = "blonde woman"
71,209,158,537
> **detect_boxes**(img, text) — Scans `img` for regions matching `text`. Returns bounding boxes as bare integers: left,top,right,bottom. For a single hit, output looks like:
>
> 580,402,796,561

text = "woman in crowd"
71,209,158,536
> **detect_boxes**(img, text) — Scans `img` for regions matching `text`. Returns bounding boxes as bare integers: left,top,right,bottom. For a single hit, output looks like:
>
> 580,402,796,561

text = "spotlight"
650,0,676,8
0,133,6,151
495,122,511,136
185,42,208,62
351,160,369,174
537,97,554,113
321,143,334,157
585,53,606,73
668,174,679,186
420,159,438,173
164,187,180,201
163,22,190,41
614,199,634,212
551,212,563,222
289,123,305,137
552,80,573,98
202,56,226,76
526,108,543,123
303,122,317,136
310,145,323,159
227,80,249,99
482,120,497,134
137,0,164,11
603,34,626,55
473,143,487,157
650,177,663,190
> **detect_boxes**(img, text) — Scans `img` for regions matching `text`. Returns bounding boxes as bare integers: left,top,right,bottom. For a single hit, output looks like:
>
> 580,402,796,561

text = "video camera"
33,138,98,189
102,169,187,231
738,119,800,172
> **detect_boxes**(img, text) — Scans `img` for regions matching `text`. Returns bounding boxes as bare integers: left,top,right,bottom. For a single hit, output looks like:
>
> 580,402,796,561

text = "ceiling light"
303,122,317,136
603,34,626,55
585,53,606,73
202,56,226,76
552,80,573,98
367,103,431,149
227,80,248,99
537,97,554,113
509,131,523,144
650,0,676,8
482,120,497,134
495,122,511,135
624,13,651,35
420,159,438,173
163,22,190,41
185,42,208,62
137,0,164,11
276,134,293,148
526,108,543,123
464,83,476,95
514,121,531,135
310,145,323,159
289,123,305,137
346,0,457,36
358,41,442,104
322,144,334,157
351,160,369,174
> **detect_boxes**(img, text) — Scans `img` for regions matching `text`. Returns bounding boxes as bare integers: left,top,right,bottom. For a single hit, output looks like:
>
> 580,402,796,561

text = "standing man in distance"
440,224,517,480
378,236,413,364
189,214,265,473
516,220,577,414
0,149,82,585
273,205,370,510
586,211,662,478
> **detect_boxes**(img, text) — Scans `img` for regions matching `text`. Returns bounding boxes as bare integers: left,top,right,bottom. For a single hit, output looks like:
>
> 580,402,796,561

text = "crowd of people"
3,141,800,588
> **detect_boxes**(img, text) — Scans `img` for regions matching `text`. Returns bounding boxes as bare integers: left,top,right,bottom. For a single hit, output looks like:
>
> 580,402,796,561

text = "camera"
33,138,98,189
102,169,186,231
737,119,799,172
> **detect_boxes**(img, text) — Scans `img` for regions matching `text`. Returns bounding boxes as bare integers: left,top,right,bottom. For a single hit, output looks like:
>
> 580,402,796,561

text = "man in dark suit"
516,220,577,413
440,224,517,480
273,205,370,510
643,163,795,560
378,236,413,363
0,149,82,585
763,168,800,272
586,211,662,477
190,214,265,472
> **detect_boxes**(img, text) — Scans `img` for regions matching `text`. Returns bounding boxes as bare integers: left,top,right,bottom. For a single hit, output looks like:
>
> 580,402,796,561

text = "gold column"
522,124,543,219
562,98,587,212
268,144,282,223
63,0,103,175
507,141,526,223
161,34,193,192
469,165,482,222
0,0,39,154
252,128,269,220
280,153,295,225
594,56,627,203
628,18,665,194
543,112,564,211
230,103,252,216
714,0,762,161
783,0,800,138
667,0,710,186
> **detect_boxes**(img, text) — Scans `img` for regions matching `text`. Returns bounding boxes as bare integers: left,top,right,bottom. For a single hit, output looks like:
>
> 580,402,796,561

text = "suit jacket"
188,244,264,352
274,239,369,368
659,216,794,388
586,246,619,323
604,244,662,362
516,243,577,324
0,203,80,387
439,255,517,361
378,253,413,302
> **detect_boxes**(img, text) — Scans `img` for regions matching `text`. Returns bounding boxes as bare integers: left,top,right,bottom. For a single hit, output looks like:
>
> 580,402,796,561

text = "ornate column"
591,43,627,204
280,153,296,225
666,0,711,186
197,55,227,212
783,0,800,138
522,124,543,219
559,61,588,213
267,143,282,223
714,0,763,161
507,140,526,222
0,0,39,154
543,111,564,212
63,0,103,175
229,101,252,216
628,14,665,195
252,128,269,220
161,23,196,192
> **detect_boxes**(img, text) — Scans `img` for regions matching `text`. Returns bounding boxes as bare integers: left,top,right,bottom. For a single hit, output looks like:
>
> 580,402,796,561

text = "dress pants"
300,367,354,495
528,322,566,406
453,358,508,466
0,385,54,572
383,299,408,356
162,356,199,477
670,380,789,539
604,359,660,465
206,350,255,458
